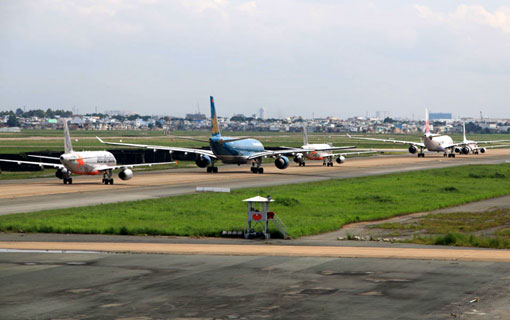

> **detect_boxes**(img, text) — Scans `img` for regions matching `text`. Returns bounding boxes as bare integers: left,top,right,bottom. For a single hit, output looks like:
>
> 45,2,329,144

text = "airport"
2,2,510,320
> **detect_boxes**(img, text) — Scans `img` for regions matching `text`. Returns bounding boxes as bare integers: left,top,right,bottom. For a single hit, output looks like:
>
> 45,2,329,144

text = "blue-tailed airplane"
97,96,313,173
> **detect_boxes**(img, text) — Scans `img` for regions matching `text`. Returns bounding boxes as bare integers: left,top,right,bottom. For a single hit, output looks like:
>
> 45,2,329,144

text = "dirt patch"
302,195,510,241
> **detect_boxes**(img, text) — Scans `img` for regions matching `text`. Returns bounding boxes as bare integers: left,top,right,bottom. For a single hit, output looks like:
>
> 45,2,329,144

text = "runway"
1,234,509,319
1,149,509,214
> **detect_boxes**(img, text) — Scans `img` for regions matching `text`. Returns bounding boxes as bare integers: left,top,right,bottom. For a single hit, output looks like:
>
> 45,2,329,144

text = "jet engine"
336,155,346,164
55,168,68,179
274,156,289,169
293,154,303,163
461,146,470,155
480,147,486,153
195,155,211,168
454,147,462,153
118,168,133,180
408,145,418,154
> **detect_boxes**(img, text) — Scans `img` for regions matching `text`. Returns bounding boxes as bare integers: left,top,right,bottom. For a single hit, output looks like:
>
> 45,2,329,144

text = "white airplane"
348,109,459,157
453,122,510,155
290,125,375,166
0,122,174,184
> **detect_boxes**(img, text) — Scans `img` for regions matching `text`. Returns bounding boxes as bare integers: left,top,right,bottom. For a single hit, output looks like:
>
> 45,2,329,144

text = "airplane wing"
320,150,378,157
96,137,217,159
469,139,510,144
28,155,61,161
95,161,177,171
0,159,64,169
247,148,309,160
346,134,425,148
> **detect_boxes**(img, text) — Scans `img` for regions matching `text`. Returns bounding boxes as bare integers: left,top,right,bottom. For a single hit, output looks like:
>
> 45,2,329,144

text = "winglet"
96,136,105,143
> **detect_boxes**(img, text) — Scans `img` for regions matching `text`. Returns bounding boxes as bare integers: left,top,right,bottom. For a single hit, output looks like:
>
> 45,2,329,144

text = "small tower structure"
243,196,289,239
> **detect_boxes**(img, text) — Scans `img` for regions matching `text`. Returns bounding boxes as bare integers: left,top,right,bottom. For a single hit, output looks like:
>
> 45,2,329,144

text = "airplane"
453,122,510,155
97,96,312,174
287,124,375,166
347,109,459,158
0,122,175,184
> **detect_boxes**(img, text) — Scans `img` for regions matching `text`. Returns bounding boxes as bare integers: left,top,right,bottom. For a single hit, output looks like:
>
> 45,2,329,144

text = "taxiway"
1,150,508,214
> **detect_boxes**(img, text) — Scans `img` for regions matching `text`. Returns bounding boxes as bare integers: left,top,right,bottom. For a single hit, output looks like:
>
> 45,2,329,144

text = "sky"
1,0,510,119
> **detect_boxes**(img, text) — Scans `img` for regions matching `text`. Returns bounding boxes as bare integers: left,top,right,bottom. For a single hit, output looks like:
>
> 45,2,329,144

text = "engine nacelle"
195,155,211,168
55,168,68,179
118,168,133,180
461,146,470,155
274,156,289,169
336,156,346,164
293,154,303,163
454,147,462,153
408,145,418,154
480,147,486,153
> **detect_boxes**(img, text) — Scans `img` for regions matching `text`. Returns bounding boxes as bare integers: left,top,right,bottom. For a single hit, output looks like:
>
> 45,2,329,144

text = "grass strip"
1,163,510,237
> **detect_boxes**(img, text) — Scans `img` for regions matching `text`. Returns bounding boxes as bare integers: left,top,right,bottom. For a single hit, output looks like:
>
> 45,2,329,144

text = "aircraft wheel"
206,167,212,173
258,168,264,174
302,162,306,166
213,167,218,173
110,178,114,184
63,179,67,184
323,162,326,166
69,178,72,184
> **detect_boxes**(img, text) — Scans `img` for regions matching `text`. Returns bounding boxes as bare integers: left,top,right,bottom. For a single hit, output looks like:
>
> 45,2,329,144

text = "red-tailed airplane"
0,122,174,184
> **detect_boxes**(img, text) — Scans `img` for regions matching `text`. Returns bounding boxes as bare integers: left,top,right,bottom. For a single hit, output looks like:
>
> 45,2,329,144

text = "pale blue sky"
1,1,510,118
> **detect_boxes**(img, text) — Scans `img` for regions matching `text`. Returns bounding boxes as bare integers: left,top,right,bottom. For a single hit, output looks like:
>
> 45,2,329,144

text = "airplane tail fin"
462,122,467,142
210,96,221,137
425,108,430,135
303,123,309,145
64,121,73,153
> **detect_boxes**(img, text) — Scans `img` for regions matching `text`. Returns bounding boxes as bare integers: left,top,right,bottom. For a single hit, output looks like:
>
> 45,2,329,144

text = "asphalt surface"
1,250,509,320
1,150,509,215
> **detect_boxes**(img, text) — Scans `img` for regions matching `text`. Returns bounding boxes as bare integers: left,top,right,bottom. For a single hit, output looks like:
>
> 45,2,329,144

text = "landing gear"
443,153,448,157
206,160,218,173
63,177,72,184
250,167,263,173
325,157,334,166
417,147,425,158
251,158,263,174
298,161,306,167
206,166,218,173
102,170,114,184
447,153,456,158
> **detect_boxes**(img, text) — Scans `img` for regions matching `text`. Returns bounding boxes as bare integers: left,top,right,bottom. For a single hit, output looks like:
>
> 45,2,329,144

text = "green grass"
410,233,510,249
1,163,510,238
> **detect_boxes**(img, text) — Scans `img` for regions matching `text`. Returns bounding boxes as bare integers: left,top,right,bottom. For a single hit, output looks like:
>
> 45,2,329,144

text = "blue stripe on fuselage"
210,136,264,164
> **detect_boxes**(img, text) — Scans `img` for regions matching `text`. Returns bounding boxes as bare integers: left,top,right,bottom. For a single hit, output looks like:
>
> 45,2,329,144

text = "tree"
7,113,19,127
15,108,24,116
383,117,394,123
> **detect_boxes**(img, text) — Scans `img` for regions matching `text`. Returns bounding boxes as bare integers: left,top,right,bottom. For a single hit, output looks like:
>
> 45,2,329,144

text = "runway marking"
1,242,509,262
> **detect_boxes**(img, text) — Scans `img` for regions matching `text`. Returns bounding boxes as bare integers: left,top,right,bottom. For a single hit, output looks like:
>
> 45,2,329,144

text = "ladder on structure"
270,213,290,239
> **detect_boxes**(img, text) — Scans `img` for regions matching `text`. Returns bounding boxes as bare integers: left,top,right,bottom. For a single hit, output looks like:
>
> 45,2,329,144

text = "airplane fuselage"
301,143,332,160
60,151,116,175
209,137,264,164
423,135,454,152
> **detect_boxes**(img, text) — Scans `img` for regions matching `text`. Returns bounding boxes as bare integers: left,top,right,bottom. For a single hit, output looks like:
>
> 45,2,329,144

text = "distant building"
429,113,452,120
258,107,266,120
185,113,206,121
